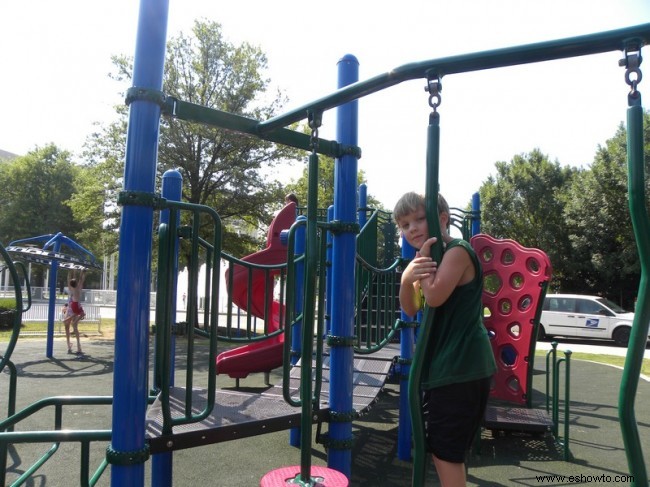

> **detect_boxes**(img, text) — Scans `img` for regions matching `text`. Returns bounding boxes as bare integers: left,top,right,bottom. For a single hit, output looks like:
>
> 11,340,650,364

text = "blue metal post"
110,0,169,485
46,254,59,358
471,192,481,236
43,232,63,358
397,236,416,460
290,215,306,447
151,169,182,487
160,169,182,386
327,54,359,478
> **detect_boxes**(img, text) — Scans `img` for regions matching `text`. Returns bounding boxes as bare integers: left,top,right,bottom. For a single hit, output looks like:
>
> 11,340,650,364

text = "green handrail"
219,252,289,342
545,342,558,413
354,255,402,354
0,246,31,487
152,199,222,430
281,217,327,410
618,97,649,486
0,395,114,486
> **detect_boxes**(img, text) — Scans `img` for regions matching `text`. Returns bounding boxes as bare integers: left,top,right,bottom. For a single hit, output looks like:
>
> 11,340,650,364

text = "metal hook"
425,78,442,111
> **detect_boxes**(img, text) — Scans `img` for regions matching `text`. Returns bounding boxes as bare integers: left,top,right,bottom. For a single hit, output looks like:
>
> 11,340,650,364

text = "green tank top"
421,239,496,389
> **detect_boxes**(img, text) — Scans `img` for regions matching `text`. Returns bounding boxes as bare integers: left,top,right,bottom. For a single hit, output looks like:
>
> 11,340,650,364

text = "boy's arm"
399,265,421,317
400,255,435,316
420,246,471,308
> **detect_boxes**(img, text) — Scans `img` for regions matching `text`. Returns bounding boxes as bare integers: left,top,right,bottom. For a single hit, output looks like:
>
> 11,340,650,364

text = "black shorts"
422,376,491,463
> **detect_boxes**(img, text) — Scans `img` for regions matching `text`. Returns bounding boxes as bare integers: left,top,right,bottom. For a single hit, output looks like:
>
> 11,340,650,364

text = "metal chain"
425,77,442,112
308,111,322,152
619,46,643,105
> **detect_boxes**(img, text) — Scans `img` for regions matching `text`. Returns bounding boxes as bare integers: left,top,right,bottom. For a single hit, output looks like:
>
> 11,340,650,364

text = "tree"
0,144,82,243
0,144,83,286
479,149,577,289
284,154,385,212
122,20,299,257
564,112,650,308
70,118,127,264
79,20,301,260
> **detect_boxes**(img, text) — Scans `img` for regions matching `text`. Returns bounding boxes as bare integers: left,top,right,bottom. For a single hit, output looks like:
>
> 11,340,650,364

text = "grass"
558,351,650,377
535,350,650,376
0,319,116,341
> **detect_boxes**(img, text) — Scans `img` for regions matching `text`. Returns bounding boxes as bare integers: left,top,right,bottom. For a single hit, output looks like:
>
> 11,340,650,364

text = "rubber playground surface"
1,337,649,486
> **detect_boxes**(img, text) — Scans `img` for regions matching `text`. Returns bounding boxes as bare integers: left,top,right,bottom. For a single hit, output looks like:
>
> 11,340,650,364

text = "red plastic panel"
471,234,552,405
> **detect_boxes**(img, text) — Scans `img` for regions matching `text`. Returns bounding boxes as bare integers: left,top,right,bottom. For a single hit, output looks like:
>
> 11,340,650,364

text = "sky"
1,0,649,212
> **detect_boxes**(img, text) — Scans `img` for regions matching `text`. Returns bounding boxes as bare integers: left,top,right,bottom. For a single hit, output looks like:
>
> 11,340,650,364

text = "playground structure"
0,2,648,485
6,233,101,358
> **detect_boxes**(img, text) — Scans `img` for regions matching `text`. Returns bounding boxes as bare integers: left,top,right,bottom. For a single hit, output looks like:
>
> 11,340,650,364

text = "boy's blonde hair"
393,191,450,223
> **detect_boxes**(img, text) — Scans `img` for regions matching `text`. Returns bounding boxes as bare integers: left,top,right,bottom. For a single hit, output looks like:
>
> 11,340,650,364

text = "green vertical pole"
298,145,320,483
618,94,649,486
409,109,444,487
563,351,571,461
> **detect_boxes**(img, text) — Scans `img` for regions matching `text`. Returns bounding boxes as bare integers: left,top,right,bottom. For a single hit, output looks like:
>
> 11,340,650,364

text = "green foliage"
479,148,577,288
479,110,650,309
563,115,650,307
0,298,16,309
0,298,17,328
284,154,385,212
82,20,302,261
0,145,82,245
0,145,86,286
67,160,121,259
158,20,302,259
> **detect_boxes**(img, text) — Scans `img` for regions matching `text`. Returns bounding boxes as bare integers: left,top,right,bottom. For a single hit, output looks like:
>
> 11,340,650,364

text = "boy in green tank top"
395,191,496,487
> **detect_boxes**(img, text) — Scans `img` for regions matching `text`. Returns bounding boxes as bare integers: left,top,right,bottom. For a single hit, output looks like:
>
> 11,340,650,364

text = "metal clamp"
118,190,165,209
329,409,358,423
324,221,360,235
318,433,357,450
620,44,643,106
326,334,356,347
125,87,167,109
106,444,150,466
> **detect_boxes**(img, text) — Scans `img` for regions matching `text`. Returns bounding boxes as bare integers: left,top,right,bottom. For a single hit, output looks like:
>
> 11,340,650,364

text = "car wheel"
613,326,631,347
537,324,546,341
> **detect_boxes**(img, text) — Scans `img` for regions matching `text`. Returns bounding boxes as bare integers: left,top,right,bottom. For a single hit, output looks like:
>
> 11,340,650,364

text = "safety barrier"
20,303,102,335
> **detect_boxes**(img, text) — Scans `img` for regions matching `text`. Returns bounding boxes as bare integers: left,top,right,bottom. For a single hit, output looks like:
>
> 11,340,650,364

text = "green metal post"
410,109,444,487
298,147,320,484
563,351,572,461
545,342,558,413
619,92,649,486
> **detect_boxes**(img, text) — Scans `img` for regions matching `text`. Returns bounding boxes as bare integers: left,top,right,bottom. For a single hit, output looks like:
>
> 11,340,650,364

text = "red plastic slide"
216,202,296,379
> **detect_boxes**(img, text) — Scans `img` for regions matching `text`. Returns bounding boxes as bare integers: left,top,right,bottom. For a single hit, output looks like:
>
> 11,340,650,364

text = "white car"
539,294,647,347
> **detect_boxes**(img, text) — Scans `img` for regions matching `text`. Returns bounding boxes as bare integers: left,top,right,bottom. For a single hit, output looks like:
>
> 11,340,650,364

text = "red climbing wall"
471,234,552,405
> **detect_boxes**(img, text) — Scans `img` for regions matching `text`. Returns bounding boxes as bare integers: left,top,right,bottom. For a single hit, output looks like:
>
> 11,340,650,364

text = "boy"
395,191,495,486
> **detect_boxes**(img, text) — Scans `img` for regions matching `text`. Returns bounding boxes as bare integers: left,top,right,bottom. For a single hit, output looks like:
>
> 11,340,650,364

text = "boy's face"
397,206,428,250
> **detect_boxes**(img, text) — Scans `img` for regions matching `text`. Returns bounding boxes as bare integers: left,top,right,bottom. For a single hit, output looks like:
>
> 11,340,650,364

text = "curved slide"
216,202,296,379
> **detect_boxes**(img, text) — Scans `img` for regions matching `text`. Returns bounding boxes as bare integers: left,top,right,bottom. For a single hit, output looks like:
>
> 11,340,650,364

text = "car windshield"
596,297,627,313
